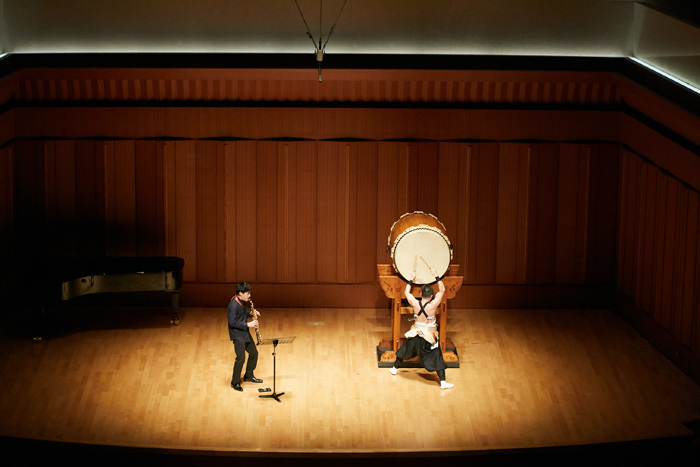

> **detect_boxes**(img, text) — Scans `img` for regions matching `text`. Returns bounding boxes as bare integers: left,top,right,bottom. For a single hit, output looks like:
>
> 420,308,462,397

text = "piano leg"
31,303,49,343
170,291,180,325
32,304,46,343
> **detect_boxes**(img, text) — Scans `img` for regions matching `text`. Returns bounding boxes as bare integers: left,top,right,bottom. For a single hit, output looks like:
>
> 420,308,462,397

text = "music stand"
259,336,296,402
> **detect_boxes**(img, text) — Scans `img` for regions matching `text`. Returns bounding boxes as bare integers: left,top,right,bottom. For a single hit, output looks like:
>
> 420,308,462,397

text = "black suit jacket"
227,296,252,342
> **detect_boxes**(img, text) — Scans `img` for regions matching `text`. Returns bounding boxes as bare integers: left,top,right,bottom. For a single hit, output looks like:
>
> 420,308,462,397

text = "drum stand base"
376,338,460,368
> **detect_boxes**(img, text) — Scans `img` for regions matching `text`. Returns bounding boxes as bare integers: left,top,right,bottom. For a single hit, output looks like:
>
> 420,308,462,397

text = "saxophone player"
227,282,263,391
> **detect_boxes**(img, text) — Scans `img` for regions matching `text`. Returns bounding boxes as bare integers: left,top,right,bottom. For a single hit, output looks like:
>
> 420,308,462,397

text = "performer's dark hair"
236,282,252,294
421,284,434,298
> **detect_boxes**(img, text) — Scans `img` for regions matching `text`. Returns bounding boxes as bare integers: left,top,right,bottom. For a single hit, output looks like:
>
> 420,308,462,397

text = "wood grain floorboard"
1,306,699,460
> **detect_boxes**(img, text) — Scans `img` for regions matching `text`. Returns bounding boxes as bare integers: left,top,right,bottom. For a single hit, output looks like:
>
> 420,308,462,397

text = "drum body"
388,211,452,285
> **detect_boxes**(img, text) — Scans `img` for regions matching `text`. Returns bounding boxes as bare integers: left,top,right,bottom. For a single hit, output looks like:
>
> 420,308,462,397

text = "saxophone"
249,299,262,345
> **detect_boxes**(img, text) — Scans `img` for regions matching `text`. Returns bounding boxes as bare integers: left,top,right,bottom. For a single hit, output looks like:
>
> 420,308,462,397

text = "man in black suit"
227,282,263,391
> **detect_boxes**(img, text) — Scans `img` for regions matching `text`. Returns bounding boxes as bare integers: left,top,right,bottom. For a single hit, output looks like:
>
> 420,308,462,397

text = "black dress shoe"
231,383,243,391
244,376,263,383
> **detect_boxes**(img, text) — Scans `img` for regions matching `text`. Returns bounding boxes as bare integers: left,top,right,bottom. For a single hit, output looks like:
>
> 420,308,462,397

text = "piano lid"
42,256,185,283
5,256,185,305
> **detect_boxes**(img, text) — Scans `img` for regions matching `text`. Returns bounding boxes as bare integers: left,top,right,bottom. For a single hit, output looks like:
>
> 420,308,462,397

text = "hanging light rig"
295,0,348,82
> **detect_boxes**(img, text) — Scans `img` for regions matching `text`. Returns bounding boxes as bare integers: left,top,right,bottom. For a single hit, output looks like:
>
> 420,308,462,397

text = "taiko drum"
387,211,452,285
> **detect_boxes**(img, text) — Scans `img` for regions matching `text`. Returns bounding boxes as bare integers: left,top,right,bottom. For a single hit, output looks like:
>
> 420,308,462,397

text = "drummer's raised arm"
404,272,419,306
431,268,446,307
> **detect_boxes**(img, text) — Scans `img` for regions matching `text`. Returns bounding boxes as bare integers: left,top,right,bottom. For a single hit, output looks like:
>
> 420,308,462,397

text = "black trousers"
231,339,258,384
395,336,447,380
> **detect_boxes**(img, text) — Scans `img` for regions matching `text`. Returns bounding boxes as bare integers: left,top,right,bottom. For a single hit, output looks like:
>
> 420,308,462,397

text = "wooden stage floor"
1,306,700,465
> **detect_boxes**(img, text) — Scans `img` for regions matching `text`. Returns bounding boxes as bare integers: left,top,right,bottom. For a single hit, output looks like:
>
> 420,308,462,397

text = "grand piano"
13,256,185,342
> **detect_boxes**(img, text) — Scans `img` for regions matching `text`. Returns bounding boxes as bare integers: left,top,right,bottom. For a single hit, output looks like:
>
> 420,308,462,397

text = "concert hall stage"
1,306,699,466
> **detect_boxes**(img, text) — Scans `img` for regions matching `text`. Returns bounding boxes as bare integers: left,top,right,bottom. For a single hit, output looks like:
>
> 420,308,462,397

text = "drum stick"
412,255,418,274
419,255,432,271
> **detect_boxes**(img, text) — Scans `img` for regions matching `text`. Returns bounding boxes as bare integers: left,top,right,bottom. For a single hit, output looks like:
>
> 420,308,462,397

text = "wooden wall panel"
105,140,168,258
4,144,37,256
453,144,473,280
264,141,320,284
463,143,479,285
317,142,338,283
651,173,669,324
134,141,158,257
415,142,439,216
154,141,167,258
163,142,178,258
295,142,318,283
527,144,560,283
586,144,618,284
495,143,529,284
616,149,700,355
76,141,106,256
693,208,700,356
376,143,401,268
45,141,77,256
8,138,622,307
399,143,418,216
659,178,679,331
232,141,258,282
14,139,175,260
35,140,106,257
275,143,295,283
467,143,500,284
436,142,461,267
617,150,637,298
679,192,699,348
221,143,236,282
105,141,136,256
255,141,279,283
435,142,469,281
194,141,220,282
174,141,197,282
672,184,687,336
16,140,168,259
496,143,522,283
555,144,590,284
35,141,103,257
335,142,357,284
355,142,379,283
638,164,658,312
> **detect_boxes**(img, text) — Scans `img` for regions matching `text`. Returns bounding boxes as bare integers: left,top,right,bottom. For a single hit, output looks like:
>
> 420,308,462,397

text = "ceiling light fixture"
294,0,348,82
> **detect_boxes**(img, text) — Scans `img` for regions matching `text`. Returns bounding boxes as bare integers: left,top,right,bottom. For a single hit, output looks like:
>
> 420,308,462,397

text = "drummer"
389,268,454,389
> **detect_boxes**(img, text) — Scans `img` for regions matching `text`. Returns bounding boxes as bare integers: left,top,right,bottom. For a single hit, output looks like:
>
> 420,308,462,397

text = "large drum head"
391,226,451,285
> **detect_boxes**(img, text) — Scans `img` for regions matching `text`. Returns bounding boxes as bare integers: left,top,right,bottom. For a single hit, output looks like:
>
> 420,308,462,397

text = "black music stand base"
258,336,295,403
260,391,284,402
